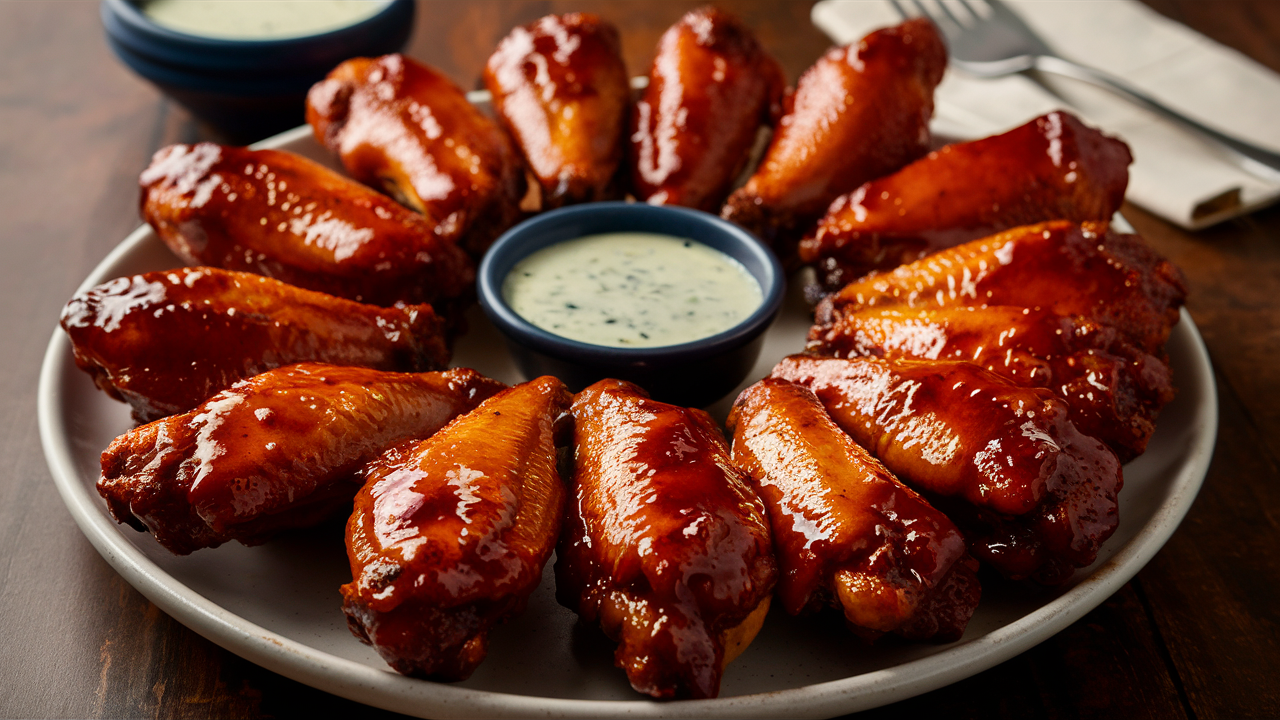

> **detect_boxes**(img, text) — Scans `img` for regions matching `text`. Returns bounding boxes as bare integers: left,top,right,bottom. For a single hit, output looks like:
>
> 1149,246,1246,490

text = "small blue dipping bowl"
478,202,786,408
101,0,414,141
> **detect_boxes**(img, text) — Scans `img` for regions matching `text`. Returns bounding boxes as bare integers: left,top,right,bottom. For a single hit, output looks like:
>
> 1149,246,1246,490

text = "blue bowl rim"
477,202,787,366
103,0,403,49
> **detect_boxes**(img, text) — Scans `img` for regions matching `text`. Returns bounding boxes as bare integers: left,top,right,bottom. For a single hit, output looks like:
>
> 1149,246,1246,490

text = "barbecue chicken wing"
721,18,946,263
342,377,571,681
557,380,776,699
98,364,504,555
307,54,526,257
140,144,475,312
728,377,979,640
806,306,1173,461
485,13,630,208
772,355,1124,584
61,267,451,422
815,221,1188,355
630,6,785,212
800,112,1133,290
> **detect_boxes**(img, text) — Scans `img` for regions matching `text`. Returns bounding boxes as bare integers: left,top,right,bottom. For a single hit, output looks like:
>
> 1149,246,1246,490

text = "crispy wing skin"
307,54,526,257
630,6,785,212
342,377,571,681
98,364,504,555
556,380,776,699
61,267,450,422
484,13,630,208
816,221,1188,355
806,306,1174,461
800,112,1133,290
721,18,946,262
772,355,1124,584
140,144,475,311
727,378,979,641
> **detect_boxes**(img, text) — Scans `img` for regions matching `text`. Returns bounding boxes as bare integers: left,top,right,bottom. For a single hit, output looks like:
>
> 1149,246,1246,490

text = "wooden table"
3,2,1277,717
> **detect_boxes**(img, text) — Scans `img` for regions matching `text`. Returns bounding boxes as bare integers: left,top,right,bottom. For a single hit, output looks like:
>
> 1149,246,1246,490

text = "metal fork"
890,0,1280,180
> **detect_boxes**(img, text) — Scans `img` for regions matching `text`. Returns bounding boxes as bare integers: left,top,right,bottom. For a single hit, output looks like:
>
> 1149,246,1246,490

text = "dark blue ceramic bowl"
478,202,786,408
101,0,414,141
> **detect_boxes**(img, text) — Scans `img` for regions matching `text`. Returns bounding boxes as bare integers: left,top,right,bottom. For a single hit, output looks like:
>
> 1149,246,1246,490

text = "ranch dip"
141,1,389,40
503,232,763,348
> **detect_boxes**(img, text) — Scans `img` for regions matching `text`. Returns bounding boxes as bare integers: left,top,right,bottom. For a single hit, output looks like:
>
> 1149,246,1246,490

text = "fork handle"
1032,55,1280,180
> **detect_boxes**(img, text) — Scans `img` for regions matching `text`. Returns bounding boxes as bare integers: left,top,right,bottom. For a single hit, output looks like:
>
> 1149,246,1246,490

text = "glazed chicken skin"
806,306,1174,462
556,380,777,699
485,13,630,208
342,377,571,681
61,267,451,422
800,112,1134,290
721,18,946,262
307,54,526,257
728,378,980,641
816,221,1188,355
772,355,1124,584
98,364,505,555
140,144,475,312
630,6,785,212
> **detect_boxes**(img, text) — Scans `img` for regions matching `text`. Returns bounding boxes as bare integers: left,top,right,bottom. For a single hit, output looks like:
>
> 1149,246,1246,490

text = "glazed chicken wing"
721,18,946,262
800,112,1133,290
342,376,571,681
98,364,504,555
772,355,1124,584
485,13,630,208
140,144,475,312
61,267,451,422
556,380,776,699
307,54,526,257
630,6,785,212
728,377,979,640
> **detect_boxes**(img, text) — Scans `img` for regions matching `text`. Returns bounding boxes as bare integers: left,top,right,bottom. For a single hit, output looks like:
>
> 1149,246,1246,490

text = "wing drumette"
485,13,630,208
728,377,979,640
307,54,526,257
557,380,776,699
342,377,571,681
630,6,785,212
98,364,504,555
61,267,450,422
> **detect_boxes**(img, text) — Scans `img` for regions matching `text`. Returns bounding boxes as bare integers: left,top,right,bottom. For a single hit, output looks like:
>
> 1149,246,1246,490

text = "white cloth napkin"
811,0,1280,229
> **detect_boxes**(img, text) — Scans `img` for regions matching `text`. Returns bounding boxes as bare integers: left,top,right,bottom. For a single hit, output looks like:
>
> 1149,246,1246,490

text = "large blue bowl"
478,202,786,408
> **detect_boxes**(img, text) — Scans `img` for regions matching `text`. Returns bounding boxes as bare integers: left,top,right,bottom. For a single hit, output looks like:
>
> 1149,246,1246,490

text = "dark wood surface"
2,1,1278,717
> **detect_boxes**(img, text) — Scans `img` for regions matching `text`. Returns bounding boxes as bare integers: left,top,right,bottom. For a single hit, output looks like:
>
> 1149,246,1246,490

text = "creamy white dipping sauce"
503,232,764,348
141,0,388,40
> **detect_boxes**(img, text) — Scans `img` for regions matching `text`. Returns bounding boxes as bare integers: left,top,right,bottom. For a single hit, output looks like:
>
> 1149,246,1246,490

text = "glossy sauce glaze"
503,232,763,348
140,0,387,40
61,267,450,422
484,12,630,208
342,377,571,680
97,364,504,555
556,379,776,699
728,377,979,640
630,6,784,212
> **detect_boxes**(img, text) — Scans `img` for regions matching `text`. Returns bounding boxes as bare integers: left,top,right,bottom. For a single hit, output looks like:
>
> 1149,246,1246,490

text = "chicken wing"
800,112,1133,290
815,221,1188,355
485,13,630,208
806,305,1173,461
98,364,504,555
728,377,979,640
772,355,1124,584
140,143,475,311
342,376,571,681
307,54,526,257
630,6,785,212
556,379,776,699
720,18,946,263
61,267,451,422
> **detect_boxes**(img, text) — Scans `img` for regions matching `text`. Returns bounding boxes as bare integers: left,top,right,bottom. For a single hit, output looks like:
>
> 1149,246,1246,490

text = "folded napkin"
811,0,1280,229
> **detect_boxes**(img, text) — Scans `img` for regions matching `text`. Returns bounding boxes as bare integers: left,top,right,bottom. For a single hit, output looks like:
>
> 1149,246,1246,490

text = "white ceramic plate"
38,126,1217,719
